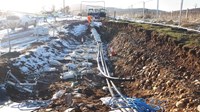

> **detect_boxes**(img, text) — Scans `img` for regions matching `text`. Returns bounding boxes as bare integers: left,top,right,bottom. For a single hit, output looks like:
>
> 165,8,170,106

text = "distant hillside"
69,4,200,21
105,7,166,17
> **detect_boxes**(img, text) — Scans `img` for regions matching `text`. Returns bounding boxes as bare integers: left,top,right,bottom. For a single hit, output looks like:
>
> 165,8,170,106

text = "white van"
6,14,37,30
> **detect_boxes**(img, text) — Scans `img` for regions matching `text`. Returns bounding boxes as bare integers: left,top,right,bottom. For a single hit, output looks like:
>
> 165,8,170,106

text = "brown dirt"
0,51,21,83
99,21,200,112
36,75,110,112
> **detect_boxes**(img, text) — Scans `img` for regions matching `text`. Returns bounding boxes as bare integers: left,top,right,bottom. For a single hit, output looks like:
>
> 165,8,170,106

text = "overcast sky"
0,0,199,13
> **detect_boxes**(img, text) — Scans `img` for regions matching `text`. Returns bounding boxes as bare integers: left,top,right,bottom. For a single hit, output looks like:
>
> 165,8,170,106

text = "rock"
65,93,72,107
64,108,75,112
78,103,85,107
176,99,189,108
45,108,53,111
86,104,96,110
51,90,66,100
197,105,200,112
73,93,82,98
102,86,108,92
166,80,172,87
49,60,62,66
153,86,157,91
172,108,180,112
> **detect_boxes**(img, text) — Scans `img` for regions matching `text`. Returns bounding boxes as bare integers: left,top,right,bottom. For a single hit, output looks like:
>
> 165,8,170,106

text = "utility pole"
179,0,184,26
63,0,65,14
114,11,116,19
7,29,11,52
186,8,188,20
157,0,159,19
143,1,145,20
131,5,133,18
171,11,173,20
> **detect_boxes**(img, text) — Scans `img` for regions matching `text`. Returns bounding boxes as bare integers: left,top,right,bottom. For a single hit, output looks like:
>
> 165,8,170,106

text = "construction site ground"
0,20,200,112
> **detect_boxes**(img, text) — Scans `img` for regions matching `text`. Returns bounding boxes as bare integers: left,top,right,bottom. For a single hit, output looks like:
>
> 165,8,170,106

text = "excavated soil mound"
99,22,200,112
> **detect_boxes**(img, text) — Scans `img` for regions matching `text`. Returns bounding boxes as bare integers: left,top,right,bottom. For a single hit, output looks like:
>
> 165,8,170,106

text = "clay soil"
98,21,200,112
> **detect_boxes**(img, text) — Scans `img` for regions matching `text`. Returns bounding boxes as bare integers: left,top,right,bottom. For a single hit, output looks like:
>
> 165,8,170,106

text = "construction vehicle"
87,8,106,20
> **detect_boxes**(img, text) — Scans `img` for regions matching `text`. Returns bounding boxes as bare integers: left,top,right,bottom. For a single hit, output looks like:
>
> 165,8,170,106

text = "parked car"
6,14,37,30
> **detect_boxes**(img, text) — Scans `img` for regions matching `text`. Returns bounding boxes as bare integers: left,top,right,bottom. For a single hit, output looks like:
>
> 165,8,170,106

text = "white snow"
91,28,101,42
100,97,112,105
81,69,94,75
44,67,57,72
65,63,77,70
70,24,87,37
49,60,62,66
34,26,49,36
88,49,97,53
81,62,93,67
51,90,66,100
12,40,69,75
91,22,102,27
0,100,50,112
65,108,75,112
83,54,93,60
100,97,137,112
60,71,76,80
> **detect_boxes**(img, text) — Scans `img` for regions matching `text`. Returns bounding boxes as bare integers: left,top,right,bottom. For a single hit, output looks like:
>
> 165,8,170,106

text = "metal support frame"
5,70,37,93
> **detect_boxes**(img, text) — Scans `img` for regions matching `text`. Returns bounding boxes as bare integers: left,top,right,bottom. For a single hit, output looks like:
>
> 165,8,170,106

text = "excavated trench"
0,21,200,112
98,21,200,112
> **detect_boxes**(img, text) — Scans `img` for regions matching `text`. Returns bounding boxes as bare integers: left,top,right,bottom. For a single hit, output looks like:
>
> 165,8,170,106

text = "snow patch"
60,71,76,80
70,24,87,37
12,38,72,75
92,22,102,27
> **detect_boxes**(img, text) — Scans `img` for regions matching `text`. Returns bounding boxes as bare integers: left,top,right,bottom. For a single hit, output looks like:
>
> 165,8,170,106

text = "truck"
87,8,106,20
6,14,37,30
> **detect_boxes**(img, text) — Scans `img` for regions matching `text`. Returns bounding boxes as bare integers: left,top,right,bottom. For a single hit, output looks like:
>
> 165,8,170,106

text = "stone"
64,108,75,112
172,108,180,112
176,99,189,108
86,104,96,110
197,105,200,112
153,86,157,91
45,108,53,111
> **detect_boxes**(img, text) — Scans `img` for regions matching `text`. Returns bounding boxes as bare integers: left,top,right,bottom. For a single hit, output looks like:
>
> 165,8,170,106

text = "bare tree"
61,6,70,14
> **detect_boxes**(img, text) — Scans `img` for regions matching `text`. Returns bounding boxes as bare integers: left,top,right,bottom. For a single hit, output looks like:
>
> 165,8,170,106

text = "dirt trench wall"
100,22,200,112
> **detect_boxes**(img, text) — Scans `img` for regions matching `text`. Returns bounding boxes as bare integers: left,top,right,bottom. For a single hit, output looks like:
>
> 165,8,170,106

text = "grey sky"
0,0,199,13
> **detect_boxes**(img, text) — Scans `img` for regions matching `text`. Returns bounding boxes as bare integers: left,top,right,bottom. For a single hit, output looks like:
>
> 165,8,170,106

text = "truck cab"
87,8,106,20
